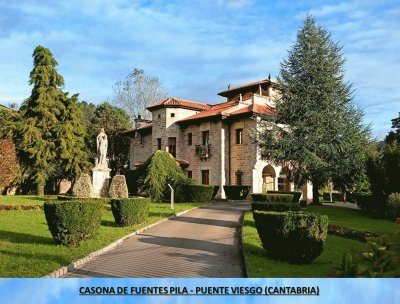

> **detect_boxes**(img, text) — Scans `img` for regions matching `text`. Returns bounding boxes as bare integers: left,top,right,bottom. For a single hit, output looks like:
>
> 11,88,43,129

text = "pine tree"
256,16,369,203
19,46,89,195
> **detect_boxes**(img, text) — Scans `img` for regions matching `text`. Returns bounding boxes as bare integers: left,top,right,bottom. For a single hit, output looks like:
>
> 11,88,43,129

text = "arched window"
262,165,276,192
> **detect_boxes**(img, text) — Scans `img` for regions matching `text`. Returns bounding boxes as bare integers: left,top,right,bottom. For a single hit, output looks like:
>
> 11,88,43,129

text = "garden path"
62,201,250,278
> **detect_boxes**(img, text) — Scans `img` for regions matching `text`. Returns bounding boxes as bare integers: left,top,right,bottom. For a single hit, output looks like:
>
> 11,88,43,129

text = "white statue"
96,128,108,168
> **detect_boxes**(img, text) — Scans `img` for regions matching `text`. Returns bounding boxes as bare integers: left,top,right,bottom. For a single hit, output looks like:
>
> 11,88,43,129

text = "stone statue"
96,128,108,168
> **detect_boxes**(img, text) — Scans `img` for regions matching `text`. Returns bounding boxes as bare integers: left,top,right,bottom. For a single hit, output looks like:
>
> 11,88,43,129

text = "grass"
306,205,399,234
242,205,400,277
0,195,56,205
0,198,207,277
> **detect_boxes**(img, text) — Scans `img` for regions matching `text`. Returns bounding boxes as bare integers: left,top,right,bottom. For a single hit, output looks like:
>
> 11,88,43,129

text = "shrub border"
43,205,204,278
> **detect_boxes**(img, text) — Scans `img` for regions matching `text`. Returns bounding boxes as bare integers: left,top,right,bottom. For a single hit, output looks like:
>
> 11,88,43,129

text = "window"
202,130,209,145
187,171,192,179
157,138,161,150
236,128,243,144
140,134,144,145
171,113,175,118
201,170,210,185
236,170,243,185
168,137,176,157
187,133,192,145
158,114,161,119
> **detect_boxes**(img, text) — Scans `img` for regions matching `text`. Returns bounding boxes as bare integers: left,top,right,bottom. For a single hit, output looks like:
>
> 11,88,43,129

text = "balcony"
195,144,211,159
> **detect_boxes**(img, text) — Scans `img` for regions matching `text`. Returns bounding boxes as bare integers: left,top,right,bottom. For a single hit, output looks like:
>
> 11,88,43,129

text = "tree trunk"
37,184,45,197
312,185,320,204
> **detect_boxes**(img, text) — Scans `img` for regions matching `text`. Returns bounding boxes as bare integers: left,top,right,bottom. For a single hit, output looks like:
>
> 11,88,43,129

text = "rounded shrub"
253,211,328,264
251,193,294,203
44,200,102,246
387,192,400,220
252,202,301,212
111,197,150,226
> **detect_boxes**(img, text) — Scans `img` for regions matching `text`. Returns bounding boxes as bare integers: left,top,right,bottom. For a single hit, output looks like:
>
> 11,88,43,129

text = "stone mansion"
125,78,312,201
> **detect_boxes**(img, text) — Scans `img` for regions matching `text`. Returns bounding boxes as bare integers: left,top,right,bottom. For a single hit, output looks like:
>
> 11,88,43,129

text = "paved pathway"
62,201,250,278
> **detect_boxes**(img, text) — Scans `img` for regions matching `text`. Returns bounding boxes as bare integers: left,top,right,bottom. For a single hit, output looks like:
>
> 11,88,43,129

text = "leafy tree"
91,102,131,176
113,68,168,123
18,45,89,195
76,101,131,176
256,16,369,203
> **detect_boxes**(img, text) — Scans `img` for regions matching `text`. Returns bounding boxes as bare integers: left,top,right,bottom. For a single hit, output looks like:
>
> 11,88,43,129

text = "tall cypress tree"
19,46,89,195
256,16,369,203
57,93,90,182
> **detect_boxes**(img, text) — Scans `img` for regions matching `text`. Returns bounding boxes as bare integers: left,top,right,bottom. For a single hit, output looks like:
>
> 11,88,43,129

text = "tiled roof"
147,97,211,111
121,123,153,137
178,101,272,123
229,103,273,115
218,78,276,96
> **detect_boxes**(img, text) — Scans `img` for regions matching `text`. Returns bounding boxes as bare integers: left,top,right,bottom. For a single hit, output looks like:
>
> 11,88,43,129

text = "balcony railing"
195,144,211,158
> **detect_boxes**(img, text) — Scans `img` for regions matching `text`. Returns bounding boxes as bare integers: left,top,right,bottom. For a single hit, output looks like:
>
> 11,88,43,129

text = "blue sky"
1,278,399,304
0,0,399,139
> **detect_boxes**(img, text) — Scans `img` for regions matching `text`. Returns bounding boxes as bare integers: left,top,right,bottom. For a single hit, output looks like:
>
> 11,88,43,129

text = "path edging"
43,206,202,278
239,210,250,278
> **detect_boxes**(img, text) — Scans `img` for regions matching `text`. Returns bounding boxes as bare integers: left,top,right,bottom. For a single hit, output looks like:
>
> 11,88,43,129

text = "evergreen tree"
19,45,89,195
56,93,90,181
256,16,369,203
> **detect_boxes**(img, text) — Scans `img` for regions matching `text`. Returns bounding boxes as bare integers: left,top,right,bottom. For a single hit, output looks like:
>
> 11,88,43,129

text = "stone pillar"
220,126,226,199
92,168,111,198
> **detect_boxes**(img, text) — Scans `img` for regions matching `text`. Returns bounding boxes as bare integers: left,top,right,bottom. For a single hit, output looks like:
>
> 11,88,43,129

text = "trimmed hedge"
253,211,328,264
387,192,400,220
354,193,386,215
57,195,112,204
182,184,214,202
251,193,294,203
251,202,301,212
223,185,251,200
267,190,302,203
44,200,102,246
111,198,150,226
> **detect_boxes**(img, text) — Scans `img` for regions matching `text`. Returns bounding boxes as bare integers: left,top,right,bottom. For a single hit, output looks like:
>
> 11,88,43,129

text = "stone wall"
129,133,152,168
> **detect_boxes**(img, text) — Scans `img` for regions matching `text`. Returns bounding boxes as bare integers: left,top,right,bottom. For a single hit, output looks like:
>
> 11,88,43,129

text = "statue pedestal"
92,167,111,198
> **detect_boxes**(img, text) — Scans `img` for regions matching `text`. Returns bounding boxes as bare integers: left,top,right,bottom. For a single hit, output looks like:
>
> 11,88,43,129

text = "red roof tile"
229,103,273,116
147,97,211,111
178,101,272,123
218,78,276,96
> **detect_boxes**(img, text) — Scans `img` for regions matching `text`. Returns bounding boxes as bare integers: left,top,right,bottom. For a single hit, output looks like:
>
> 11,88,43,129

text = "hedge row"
251,193,294,203
253,211,328,264
267,191,302,203
44,200,102,246
182,185,214,203
111,198,150,227
251,202,301,212
57,195,112,203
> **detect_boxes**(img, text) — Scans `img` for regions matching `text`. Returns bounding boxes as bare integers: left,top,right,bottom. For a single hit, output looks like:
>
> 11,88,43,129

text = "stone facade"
125,80,313,201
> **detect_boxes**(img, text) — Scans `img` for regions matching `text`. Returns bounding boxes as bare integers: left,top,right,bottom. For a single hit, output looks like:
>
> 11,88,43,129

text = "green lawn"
242,205,400,277
0,199,207,277
0,195,56,205
307,205,399,234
